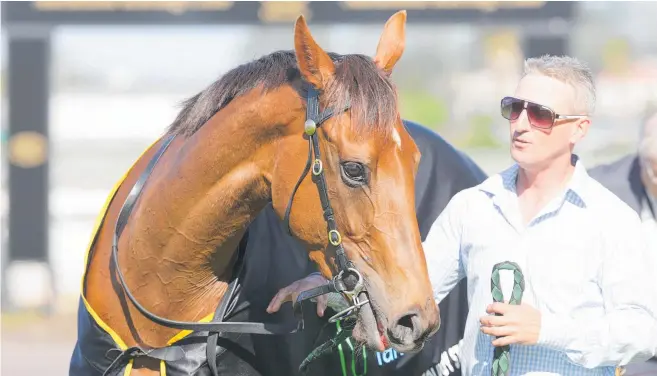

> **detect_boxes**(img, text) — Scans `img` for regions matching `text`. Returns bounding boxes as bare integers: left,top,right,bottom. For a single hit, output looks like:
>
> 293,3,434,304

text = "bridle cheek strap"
282,86,349,239
277,86,367,325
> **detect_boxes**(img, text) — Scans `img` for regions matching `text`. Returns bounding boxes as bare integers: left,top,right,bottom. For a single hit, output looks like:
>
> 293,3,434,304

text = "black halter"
107,83,368,375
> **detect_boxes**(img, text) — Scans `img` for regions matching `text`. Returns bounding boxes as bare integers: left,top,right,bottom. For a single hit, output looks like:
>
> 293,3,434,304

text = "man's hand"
479,302,541,347
266,273,329,317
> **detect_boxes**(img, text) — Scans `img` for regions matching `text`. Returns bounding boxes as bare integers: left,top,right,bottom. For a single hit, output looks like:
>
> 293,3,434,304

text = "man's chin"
510,149,538,167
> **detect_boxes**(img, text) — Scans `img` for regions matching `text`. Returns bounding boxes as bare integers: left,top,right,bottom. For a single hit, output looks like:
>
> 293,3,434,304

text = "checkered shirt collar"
479,154,589,210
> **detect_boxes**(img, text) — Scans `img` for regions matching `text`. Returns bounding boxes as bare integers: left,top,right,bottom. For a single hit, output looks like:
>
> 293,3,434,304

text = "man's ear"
571,118,591,143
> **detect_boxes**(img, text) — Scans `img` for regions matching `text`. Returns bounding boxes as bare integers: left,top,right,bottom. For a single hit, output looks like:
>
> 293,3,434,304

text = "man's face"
641,152,657,198
506,74,590,169
640,113,657,196
641,154,657,199
644,158,657,187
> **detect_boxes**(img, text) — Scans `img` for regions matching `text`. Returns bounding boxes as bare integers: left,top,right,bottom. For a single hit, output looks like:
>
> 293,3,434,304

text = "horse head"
270,12,440,353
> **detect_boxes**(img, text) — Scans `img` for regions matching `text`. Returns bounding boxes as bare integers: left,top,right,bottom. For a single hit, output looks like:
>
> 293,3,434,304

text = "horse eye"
340,161,368,187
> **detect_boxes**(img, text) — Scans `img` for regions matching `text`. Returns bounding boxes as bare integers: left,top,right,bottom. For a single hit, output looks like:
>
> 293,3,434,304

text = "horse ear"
373,10,407,76
294,15,335,90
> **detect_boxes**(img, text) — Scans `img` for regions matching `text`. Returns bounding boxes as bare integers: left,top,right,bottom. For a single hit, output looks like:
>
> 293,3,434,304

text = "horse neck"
117,88,299,337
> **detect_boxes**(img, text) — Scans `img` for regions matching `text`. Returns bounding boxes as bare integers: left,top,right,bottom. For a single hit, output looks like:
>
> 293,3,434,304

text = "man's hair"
523,55,596,115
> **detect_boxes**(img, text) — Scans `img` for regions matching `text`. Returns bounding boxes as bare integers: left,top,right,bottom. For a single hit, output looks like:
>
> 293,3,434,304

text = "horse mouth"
351,291,388,352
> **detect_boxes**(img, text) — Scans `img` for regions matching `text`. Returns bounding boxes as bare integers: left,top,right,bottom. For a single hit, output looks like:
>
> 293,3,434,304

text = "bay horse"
71,11,440,376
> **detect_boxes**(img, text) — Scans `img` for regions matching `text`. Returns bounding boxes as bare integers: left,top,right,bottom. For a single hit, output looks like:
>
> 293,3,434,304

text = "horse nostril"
397,313,415,330
388,311,421,347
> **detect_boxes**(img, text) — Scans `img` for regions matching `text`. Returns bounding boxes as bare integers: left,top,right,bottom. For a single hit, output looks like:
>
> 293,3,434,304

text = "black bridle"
106,84,369,375
283,86,369,326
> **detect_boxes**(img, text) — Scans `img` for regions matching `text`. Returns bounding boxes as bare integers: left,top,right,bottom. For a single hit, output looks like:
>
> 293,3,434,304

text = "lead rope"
490,261,525,376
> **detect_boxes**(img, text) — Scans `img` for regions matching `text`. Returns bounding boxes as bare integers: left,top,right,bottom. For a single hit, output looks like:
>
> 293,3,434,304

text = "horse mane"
165,50,397,139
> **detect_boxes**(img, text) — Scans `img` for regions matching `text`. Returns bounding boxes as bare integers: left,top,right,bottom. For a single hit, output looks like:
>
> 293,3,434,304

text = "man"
237,119,486,376
268,55,657,375
588,106,657,375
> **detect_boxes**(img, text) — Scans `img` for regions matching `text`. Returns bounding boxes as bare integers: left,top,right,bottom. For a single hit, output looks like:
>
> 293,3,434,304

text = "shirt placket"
498,190,567,311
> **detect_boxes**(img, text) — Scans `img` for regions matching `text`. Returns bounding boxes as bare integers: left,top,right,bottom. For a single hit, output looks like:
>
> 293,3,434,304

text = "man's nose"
514,109,532,132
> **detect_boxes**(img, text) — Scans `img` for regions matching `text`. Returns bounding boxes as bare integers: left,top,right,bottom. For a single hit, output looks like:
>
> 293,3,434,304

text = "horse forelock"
166,50,398,141
326,53,397,142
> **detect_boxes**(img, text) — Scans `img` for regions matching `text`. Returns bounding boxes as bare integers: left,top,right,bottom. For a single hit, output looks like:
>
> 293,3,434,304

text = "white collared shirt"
423,157,657,376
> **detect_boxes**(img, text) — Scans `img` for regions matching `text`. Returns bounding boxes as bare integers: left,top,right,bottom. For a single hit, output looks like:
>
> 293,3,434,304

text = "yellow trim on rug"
160,359,167,376
123,359,134,376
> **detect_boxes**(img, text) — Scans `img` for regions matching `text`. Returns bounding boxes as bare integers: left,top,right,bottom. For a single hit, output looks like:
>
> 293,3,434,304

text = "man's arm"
422,190,468,304
537,212,657,368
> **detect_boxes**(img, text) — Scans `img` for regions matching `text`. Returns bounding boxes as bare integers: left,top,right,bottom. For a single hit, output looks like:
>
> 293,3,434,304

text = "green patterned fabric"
490,261,525,376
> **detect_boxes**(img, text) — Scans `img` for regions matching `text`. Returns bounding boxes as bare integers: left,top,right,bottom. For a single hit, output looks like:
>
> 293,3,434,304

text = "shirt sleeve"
422,190,468,305
537,209,657,367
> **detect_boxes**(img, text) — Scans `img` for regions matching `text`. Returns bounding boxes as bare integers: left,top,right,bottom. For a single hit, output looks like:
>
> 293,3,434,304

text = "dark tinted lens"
526,103,555,129
501,97,524,120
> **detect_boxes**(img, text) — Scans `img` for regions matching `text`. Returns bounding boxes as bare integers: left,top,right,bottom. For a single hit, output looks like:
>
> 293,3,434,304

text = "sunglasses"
500,96,587,129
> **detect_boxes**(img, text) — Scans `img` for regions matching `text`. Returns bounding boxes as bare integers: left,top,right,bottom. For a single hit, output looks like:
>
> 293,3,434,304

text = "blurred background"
1,1,656,375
